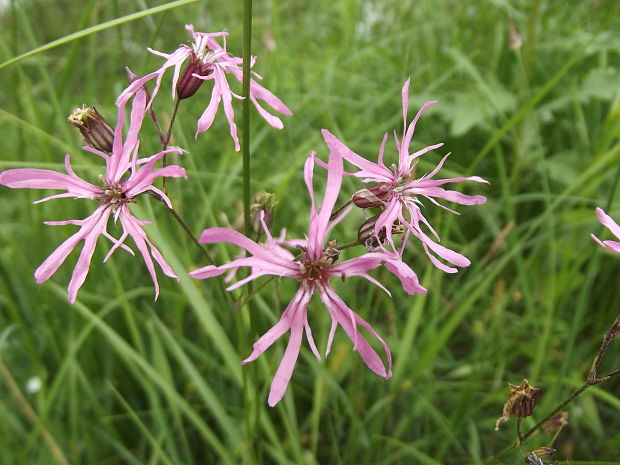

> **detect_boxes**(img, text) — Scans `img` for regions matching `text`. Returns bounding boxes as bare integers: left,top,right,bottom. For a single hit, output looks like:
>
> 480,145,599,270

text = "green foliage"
1,0,619,463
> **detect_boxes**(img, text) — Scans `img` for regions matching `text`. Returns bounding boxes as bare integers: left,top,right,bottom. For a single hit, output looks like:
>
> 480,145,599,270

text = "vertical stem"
242,4,252,239
242,2,260,464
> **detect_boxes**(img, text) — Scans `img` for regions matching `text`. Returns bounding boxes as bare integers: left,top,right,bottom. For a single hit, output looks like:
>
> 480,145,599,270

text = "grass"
1,0,620,463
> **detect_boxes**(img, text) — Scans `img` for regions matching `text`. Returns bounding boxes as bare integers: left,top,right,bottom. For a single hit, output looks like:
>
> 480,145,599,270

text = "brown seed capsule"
176,55,214,100
68,106,114,153
351,184,391,209
495,379,541,431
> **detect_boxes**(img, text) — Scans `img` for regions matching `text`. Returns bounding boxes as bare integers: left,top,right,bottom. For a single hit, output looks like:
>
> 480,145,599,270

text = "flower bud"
68,106,114,153
250,191,278,234
495,379,541,431
358,214,403,251
177,55,213,100
323,240,340,264
352,184,391,209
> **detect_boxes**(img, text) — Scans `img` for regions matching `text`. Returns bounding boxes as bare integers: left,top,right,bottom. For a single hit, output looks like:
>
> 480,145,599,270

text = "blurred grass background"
1,0,620,463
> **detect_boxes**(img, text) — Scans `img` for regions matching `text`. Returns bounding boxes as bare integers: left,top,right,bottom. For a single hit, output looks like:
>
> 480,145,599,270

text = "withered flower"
495,379,541,430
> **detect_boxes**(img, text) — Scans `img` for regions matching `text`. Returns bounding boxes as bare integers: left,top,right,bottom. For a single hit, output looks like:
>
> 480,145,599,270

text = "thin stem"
330,198,353,221
520,313,620,445
242,2,260,464
516,417,524,444
160,198,237,306
337,239,362,251
234,276,276,308
519,382,589,445
162,97,181,195
167,206,215,264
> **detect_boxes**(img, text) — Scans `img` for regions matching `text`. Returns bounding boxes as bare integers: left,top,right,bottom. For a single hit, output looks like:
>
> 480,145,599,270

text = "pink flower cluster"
15,23,620,408
0,25,291,303
189,79,490,405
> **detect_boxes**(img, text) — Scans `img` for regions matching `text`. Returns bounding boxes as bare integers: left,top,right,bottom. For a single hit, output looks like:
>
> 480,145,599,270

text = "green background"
1,0,619,463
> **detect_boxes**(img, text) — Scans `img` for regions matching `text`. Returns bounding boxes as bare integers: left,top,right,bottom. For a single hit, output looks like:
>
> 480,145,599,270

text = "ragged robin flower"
323,79,488,273
116,24,292,151
190,146,424,406
0,90,186,303
592,207,620,255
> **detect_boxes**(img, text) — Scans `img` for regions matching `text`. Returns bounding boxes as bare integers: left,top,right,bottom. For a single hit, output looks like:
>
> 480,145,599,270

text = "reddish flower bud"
352,184,391,209
68,106,114,153
358,214,403,250
177,55,214,100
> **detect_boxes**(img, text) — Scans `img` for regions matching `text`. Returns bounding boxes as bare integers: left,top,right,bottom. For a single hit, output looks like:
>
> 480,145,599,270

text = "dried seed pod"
68,106,114,153
495,379,541,431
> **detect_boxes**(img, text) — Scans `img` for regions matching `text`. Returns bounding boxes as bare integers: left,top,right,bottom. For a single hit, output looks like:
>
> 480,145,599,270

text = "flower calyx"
177,54,214,100
352,183,391,209
250,191,278,236
68,105,114,153
358,214,404,251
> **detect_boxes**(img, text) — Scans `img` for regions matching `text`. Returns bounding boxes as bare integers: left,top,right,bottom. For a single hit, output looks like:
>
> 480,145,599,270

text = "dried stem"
518,313,620,445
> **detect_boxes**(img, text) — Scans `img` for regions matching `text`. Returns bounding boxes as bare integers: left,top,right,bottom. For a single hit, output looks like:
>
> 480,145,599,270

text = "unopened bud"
125,66,142,85
323,240,340,264
68,106,114,153
358,214,403,251
495,379,541,430
177,55,214,100
250,191,278,234
352,184,391,209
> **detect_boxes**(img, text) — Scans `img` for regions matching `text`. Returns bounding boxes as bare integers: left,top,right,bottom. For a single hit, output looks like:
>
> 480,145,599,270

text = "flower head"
0,90,186,302
592,207,620,254
116,24,292,151
190,147,423,406
323,79,489,273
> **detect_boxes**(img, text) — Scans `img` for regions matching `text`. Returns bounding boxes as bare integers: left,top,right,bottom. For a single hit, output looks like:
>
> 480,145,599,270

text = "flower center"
97,179,130,209
298,242,340,284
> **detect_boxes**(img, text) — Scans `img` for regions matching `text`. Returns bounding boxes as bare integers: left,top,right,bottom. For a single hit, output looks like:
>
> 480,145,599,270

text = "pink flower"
0,90,186,302
322,79,489,273
592,207,620,254
116,24,292,151
190,148,423,406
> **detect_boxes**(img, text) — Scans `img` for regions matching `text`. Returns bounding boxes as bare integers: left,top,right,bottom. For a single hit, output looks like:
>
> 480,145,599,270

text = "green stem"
242,2,260,464
162,97,181,195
